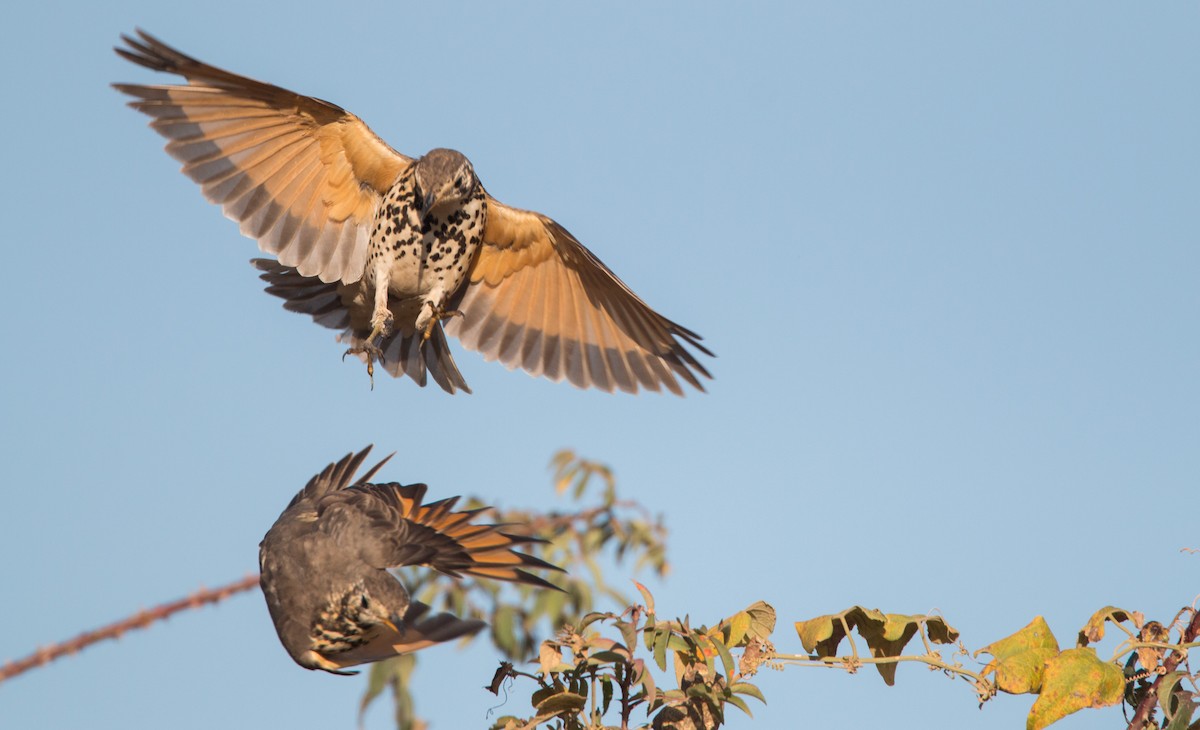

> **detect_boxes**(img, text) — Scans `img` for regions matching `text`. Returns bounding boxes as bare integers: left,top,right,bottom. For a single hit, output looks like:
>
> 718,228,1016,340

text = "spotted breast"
363,150,486,341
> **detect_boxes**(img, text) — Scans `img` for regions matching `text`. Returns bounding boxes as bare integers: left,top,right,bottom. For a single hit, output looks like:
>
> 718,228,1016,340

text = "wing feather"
326,482,562,589
446,198,712,394
114,30,411,284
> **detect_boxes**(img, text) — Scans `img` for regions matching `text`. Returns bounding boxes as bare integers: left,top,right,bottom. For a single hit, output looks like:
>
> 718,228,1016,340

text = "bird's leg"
416,298,463,343
342,272,394,386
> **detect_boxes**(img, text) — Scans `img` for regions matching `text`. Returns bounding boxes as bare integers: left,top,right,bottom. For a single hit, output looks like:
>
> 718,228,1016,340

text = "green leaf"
531,685,558,709
685,683,711,700
357,661,390,727
1165,698,1196,730
633,581,656,614
713,637,736,680
653,628,670,671
666,633,694,653
600,675,615,716
724,693,753,717
619,618,638,653
639,661,659,709
536,691,588,716
588,649,630,665
976,616,1060,695
492,604,518,657
1160,671,1198,730
1027,648,1123,730
729,682,766,704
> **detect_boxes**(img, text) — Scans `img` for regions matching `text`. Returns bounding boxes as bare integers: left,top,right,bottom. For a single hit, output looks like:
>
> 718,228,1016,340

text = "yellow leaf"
1027,648,1123,730
744,601,777,641
795,614,841,656
858,614,921,686
976,616,1059,695
1076,606,1139,647
728,611,751,647
795,606,885,658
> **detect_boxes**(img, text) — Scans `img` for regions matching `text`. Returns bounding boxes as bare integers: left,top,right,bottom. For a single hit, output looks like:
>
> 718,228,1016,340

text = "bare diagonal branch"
0,574,260,684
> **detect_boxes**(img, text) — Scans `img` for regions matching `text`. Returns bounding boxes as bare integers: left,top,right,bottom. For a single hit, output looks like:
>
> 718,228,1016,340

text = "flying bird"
114,30,712,394
258,446,562,674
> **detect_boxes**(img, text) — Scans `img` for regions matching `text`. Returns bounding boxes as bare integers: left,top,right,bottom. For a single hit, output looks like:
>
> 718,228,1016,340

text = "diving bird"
258,446,562,674
114,30,712,394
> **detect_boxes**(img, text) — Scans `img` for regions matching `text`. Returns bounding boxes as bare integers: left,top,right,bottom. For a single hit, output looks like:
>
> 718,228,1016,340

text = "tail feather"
252,258,472,394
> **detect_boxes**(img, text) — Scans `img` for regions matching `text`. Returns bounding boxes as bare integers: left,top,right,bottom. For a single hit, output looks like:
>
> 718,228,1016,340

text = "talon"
422,306,463,342
344,335,385,390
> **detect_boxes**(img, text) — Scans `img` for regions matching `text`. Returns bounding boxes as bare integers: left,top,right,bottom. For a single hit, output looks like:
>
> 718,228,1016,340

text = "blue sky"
1,2,1196,728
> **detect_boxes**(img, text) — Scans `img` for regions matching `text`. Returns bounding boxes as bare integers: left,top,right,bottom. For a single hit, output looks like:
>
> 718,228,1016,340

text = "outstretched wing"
446,198,714,395
114,30,410,284
318,482,562,589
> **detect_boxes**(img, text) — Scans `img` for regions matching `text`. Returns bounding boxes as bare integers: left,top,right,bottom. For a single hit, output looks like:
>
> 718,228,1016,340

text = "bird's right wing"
447,198,713,395
114,30,411,284
320,601,485,668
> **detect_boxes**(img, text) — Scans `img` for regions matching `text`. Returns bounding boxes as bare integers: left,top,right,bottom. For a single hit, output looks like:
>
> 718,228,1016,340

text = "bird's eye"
454,176,464,188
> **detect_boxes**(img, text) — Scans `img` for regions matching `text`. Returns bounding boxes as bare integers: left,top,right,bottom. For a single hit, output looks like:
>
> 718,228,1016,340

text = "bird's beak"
418,190,438,219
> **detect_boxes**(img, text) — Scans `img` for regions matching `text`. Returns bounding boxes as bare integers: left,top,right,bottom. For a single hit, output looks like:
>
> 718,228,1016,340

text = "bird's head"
414,148,478,218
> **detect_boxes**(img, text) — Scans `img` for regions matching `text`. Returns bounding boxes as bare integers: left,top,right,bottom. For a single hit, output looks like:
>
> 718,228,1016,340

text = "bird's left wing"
319,482,562,588
446,198,713,395
283,446,393,512
114,30,411,284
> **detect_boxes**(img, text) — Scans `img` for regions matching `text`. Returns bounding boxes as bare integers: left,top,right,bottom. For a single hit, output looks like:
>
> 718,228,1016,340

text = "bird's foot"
343,335,386,390
421,305,463,342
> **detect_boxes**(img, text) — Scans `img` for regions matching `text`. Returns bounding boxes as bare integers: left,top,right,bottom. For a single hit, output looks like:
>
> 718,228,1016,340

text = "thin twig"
0,574,260,684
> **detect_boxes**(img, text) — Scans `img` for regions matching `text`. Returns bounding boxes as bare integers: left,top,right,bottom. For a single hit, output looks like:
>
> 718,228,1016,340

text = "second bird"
114,31,712,395
259,446,562,674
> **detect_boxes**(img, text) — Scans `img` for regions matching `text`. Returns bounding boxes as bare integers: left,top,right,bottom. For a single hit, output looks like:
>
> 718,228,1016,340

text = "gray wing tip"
285,445,383,510
113,29,191,75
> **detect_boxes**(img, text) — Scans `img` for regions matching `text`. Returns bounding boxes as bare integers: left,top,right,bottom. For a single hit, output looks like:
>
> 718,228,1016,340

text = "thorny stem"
619,662,633,730
516,500,657,536
1127,609,1200,730
0,574,260,684
590,668,598,725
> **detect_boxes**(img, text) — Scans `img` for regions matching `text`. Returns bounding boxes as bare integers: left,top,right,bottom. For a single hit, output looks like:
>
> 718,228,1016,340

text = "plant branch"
772,652,987,685
0,574,260,685
1127,608,1200,730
